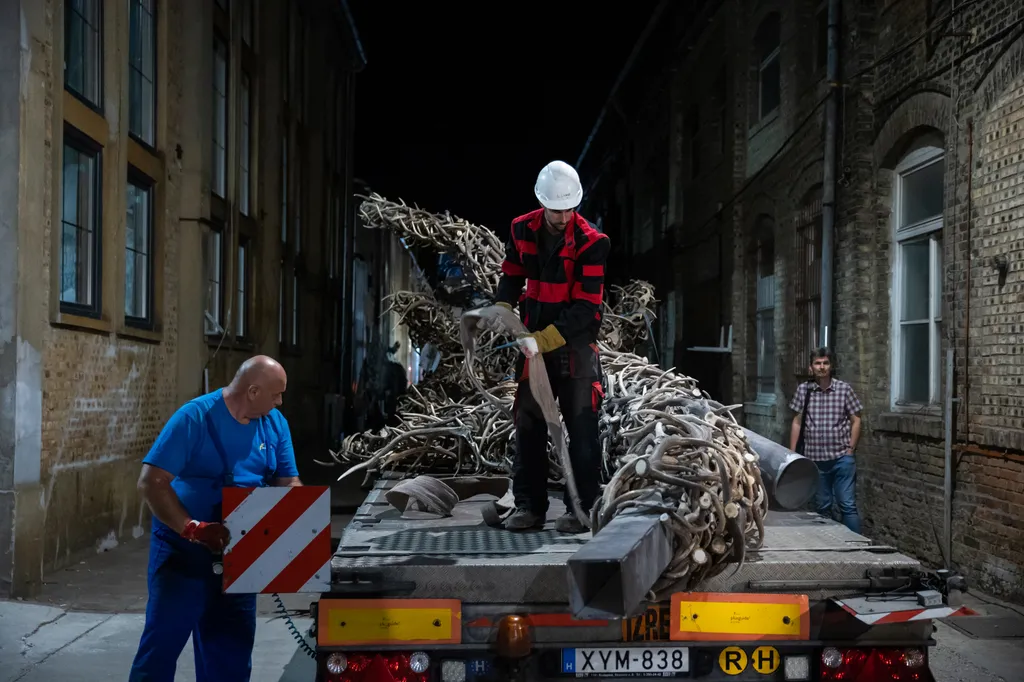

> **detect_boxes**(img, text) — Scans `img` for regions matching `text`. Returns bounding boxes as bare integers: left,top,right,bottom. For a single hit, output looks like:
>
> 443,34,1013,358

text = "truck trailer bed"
331,477,920,603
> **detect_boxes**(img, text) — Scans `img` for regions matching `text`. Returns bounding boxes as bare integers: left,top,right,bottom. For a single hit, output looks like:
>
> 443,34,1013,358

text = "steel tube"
742,428,819,510
943,349,954,569
567,514,673,620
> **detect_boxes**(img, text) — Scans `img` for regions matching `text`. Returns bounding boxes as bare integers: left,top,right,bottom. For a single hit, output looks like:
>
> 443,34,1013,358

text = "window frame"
59,125,104,320
128,0,158,149
124,166,156,330
793,195,823,374
890,145,945,410
204,223,226,338
754,222,776,402
236,235,253,341
64,0,104,112
211,32,229,202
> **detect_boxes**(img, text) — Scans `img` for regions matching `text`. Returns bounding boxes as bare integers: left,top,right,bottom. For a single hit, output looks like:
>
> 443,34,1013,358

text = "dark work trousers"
512,358,603,517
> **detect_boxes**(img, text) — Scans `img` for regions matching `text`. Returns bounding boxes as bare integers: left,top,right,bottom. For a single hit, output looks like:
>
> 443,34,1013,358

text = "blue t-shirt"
143,389,299,537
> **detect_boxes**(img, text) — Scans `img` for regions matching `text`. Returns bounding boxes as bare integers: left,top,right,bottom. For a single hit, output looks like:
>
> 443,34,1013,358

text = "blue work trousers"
128,532,257,682
815,454,862,534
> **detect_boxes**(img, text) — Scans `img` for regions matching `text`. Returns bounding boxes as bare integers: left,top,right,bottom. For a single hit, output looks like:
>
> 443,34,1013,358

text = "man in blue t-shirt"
128,355,301,682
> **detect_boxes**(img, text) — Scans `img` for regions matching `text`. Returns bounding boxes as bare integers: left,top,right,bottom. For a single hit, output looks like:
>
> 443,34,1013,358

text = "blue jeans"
815,455,861,533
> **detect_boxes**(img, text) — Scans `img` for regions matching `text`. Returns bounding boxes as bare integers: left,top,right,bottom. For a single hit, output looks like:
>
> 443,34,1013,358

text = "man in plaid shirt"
788,348,863,533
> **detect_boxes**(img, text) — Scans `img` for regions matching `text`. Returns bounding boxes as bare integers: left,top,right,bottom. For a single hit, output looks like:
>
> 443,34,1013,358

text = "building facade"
0,0,366,597
580,0,1024,601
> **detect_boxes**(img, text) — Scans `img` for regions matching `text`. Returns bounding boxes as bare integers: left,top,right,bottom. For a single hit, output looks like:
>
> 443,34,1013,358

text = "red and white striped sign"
221,486,332,594
834,599,974,625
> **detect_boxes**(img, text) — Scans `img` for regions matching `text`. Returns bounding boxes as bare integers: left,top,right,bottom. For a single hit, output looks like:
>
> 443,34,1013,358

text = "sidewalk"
0,533,326,682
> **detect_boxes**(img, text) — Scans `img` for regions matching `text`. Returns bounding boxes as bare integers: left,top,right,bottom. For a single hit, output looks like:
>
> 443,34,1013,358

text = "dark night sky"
348,2,660,234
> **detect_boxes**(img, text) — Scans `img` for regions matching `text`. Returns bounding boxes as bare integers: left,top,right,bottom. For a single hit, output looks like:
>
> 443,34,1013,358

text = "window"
128,0,157,146
204,228,223,335
281,135,289,242
755,13,781,119
212,37,228,198
891,145,945,407
125,173,154,325
794,193,822,370
60,132,102,315
236,238,249,338
754,219,776,398
65,0,103,108
240,72,252,215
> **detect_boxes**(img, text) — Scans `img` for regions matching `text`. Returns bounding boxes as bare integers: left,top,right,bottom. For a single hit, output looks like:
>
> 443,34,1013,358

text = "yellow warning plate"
670,593,810,642
317,598,462,646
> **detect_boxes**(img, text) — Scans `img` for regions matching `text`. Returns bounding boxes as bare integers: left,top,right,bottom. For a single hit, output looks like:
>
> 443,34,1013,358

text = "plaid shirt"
788,379,863,462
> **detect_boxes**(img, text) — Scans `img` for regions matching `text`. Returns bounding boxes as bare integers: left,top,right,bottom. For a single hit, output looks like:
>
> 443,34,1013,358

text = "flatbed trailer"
311,476,969,682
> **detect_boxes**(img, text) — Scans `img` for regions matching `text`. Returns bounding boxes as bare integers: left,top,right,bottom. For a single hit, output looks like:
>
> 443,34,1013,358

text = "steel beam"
566,513,673,620
742,428,819,510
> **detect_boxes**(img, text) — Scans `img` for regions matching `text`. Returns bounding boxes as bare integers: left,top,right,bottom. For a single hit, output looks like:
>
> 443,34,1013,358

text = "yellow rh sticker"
751,646,781,674
316,598,462,646
718,646,748,675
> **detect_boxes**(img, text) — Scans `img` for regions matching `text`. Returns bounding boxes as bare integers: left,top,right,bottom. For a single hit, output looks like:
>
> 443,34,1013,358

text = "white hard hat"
534,160,583,211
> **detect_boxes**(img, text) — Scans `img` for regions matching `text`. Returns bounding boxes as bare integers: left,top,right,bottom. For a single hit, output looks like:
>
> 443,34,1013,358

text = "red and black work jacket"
495,209,610,382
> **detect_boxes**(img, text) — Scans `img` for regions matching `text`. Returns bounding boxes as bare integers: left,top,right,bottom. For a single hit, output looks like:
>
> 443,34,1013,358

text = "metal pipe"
819,0,841,349
567,513,674,620
943,348,954,569
742,428,819,510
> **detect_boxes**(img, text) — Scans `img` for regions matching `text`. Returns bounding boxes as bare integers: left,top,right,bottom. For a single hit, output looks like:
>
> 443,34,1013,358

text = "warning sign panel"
751,645,781,674
717,646,748,675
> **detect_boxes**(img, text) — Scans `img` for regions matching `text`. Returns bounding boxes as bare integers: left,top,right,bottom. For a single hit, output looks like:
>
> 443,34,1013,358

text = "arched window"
891,144,944,407
755,13,781,119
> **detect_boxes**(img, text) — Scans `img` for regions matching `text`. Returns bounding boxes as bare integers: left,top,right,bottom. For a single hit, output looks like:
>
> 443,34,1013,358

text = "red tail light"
821,647,933,681
324,651,430,682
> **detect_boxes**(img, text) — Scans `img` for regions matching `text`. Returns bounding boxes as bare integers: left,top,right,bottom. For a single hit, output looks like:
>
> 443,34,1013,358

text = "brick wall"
581,0,1024,601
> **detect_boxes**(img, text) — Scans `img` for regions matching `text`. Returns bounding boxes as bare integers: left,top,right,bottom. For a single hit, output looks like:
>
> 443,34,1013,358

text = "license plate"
561,646,689,677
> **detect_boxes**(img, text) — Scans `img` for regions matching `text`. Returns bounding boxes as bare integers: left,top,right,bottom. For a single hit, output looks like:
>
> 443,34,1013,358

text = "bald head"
227,355,287,419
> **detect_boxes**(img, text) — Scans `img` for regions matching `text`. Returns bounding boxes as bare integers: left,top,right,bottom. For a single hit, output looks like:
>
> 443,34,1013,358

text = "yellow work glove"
520,324,565,356
495,302,513,312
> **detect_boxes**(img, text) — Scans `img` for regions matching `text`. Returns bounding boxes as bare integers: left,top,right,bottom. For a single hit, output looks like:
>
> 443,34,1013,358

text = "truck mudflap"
312,594,951,681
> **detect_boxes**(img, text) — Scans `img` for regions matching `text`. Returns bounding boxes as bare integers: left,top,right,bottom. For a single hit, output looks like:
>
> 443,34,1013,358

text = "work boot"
503,508,545,531
554,512,587,534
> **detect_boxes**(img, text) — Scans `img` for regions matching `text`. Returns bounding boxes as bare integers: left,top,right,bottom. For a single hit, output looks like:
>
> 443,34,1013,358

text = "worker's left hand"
519,325,566,357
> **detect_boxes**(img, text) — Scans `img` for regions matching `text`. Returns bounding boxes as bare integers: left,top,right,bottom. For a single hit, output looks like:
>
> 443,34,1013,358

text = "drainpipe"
819,0,841,349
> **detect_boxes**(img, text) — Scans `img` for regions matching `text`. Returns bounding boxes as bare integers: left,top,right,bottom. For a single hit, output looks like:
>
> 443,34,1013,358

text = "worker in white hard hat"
492,160,611,533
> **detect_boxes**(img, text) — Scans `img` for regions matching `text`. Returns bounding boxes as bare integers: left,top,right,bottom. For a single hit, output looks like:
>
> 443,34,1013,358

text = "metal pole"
943,348,954,569
819,0,841,349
